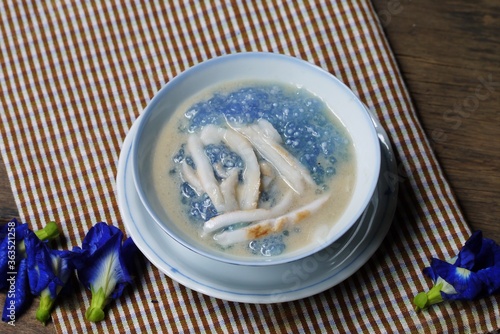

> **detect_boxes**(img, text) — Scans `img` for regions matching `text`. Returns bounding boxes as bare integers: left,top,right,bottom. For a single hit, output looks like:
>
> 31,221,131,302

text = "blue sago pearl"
172,146,185,163
185,156,195,169
326,166,336,176
204,145,221,164
204,144,244,170
188,194,217,222
249,234,286,256
181,182,197,198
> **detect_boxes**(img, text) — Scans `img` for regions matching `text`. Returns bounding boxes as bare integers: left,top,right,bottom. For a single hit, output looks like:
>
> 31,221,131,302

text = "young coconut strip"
255,119,315,187
255,118,283,143
213,193,331,247
219,168,240,212
187,134,226,212
230,120,314,194
202,190,295,235
259,161,276,188
200,124,261,210
213,162,229,179
180,160,204,196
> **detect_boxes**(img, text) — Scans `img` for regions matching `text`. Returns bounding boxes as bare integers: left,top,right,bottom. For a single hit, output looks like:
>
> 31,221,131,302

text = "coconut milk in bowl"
133,53,380,266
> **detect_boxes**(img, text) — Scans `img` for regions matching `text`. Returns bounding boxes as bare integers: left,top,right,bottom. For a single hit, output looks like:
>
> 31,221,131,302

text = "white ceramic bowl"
132,52,380,266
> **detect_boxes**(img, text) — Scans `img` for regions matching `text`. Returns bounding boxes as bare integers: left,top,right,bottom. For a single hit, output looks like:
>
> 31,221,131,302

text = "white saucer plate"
116,109,398,304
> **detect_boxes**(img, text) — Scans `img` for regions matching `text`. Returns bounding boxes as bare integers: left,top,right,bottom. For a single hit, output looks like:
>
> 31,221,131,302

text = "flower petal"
24,231,74,298
72,222,138,322
25,231,53,295
0,219,29,290
435,276,457,295
473,236,500,272
75,230,132,299
72,223,123,263
2,258,32,322
454,231,483,269
429,258,485,300
112,237,138,300
476,265,500,295
120,237,139,276
51,249,74,285
80,222,122,254
422,261,439,282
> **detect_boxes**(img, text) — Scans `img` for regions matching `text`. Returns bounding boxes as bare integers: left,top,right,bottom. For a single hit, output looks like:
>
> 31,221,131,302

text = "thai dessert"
152,82,356,257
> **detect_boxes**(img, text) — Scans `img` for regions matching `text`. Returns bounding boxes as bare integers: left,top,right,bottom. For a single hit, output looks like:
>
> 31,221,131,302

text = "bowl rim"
132,52,381,266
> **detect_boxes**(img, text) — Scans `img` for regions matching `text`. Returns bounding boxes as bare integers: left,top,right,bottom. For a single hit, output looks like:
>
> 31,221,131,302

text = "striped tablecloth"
1,1,498,333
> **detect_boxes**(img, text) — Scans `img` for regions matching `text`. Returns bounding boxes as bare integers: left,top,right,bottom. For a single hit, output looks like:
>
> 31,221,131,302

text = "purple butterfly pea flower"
2,257,30,324
0,219,60,323
24,230,74,325
414,230,500,311
71,222,138,322
0,219,29,290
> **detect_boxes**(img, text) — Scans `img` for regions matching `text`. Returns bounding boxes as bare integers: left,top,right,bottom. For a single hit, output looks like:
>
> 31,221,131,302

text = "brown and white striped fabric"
1,1,498,333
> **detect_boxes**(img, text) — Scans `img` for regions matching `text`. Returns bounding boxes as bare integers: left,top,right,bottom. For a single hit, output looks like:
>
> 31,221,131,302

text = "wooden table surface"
1,1,499,332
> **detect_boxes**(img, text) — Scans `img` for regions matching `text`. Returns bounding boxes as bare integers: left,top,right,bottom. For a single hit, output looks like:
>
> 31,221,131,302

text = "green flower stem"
34,221,60,241
36,289,56,325
86,287,108,322
17,221,60,255
414,282,444,312
17,222,59,257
